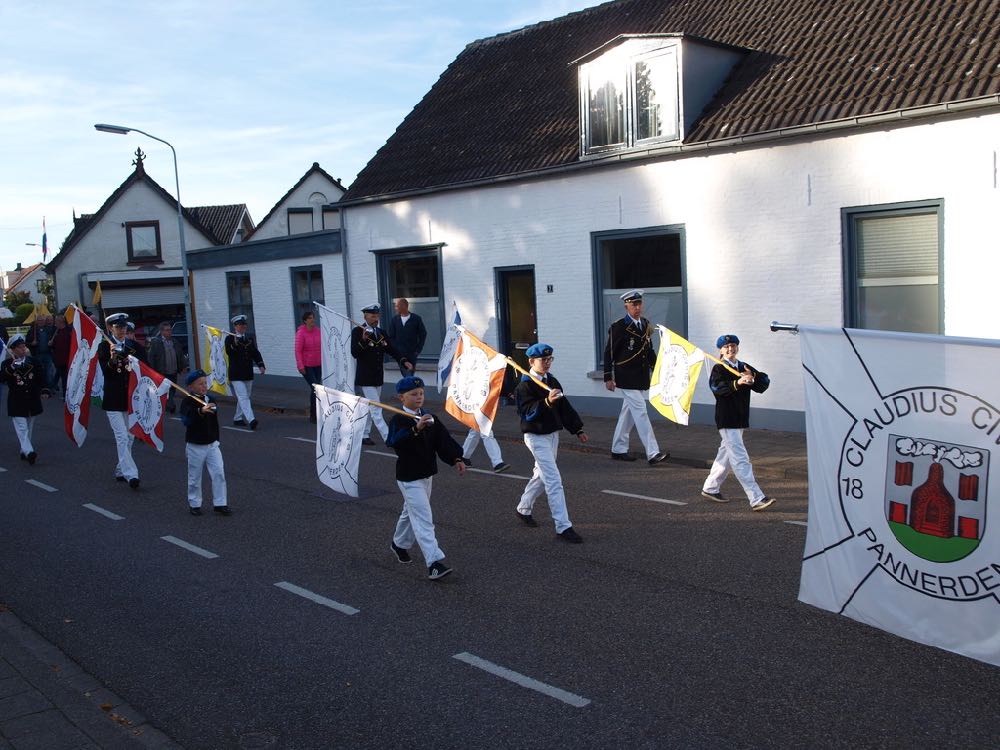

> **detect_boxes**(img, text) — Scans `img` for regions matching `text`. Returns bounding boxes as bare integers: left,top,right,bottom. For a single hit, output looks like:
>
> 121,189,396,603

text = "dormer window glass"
635,49,679,143
125,220,162,264
585,57,626,150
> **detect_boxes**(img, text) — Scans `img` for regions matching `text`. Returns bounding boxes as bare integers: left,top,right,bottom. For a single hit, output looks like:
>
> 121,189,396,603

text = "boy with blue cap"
180,369,230,516
701,334,775,511
386,375,465,580
515,343,588,542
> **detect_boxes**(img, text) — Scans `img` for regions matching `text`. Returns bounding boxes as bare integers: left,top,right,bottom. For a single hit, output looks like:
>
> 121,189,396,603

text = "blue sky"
0,0,606,278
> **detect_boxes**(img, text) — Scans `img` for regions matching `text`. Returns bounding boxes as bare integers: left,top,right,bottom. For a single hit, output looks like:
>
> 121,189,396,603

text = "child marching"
0,334,45,464
180,370,231,516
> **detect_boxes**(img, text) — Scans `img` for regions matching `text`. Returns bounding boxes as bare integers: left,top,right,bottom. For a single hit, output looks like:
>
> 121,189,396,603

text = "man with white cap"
351,303,411,445
224,314,266,429
0,334,44,464
98,313,140,488
602,290,668,465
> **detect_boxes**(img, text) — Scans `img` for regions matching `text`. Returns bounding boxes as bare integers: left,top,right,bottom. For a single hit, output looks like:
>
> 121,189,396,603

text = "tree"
3,289,31,310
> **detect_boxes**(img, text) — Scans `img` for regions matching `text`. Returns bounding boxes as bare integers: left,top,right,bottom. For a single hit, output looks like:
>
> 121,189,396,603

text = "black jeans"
301,366,322,422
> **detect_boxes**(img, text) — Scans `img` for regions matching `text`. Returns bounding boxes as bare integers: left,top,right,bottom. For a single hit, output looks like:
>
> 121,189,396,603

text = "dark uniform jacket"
708,361,770,430
97,340,132,412
0,356,44,417
603,316,655,390
515,373,584,436
225,335,265,381
386,409,463,482
351,325,407,387
387,313,427,364
180,393,220,445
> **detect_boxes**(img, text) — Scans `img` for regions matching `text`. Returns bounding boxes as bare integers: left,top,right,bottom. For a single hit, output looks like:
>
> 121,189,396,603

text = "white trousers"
518,432,572,533
361,385,388,441
611,389,661,458
462,429,503,466
12,416,35,455
186,441,227,508
106,411,138,480
232,380,255,423
394,477,444,565
702,428,765,504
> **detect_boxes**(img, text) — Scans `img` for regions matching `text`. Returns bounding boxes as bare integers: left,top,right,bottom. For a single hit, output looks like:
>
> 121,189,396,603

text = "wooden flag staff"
457,326,553,392
312,384,421,422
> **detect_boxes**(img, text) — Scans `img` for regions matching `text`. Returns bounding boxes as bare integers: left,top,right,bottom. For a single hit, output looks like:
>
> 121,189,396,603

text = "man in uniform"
225,314,266,429
602,290,668,465
351,303,411,445
98,313,140,488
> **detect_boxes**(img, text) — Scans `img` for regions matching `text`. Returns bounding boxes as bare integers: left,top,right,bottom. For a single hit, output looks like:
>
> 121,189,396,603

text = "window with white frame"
844,201,942,334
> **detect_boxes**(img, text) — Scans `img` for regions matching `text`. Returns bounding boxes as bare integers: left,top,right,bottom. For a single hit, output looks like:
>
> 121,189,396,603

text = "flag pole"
456,326,552,392
312,384,420,421
703,352,742,377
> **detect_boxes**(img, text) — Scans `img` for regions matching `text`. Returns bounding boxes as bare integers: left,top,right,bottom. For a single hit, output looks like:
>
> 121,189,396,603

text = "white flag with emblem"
314,384,370,497
797,325,1000,666
437,301,462,392
316,302,356,394
202,325,230,395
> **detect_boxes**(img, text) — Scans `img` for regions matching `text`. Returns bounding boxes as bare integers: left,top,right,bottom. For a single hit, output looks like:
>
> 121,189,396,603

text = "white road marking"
222,426,253,433
285,437,313,444
170,417,182,421
601,489,686,507
465,466,530,480
83,503,124,521
274,581,359,616
366,449,394,458
25,479,58,493
453,652,591,708
784,520,808,527
161,535,219,559
0,466,7,472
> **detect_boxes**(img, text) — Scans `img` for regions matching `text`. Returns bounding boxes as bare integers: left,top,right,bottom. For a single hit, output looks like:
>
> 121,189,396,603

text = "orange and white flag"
445,328,507,437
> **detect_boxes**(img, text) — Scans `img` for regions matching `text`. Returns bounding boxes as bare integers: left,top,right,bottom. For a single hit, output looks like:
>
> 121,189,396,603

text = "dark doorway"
496,266,536,396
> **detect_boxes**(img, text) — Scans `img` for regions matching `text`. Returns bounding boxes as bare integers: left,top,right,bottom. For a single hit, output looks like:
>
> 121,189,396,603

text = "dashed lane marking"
83,503,124,521
222,426,253,433
784,520,808,527
601,489,686,507
453,652,591,708
25,479,58,493
274,581,359,616
161,535,219,559
285,437,313,444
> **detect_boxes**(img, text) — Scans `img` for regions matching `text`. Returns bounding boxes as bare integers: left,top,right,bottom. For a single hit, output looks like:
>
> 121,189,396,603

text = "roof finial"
132,147,146,173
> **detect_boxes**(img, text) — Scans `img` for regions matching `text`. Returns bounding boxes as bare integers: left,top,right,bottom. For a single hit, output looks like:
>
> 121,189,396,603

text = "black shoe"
233,419,247,427
647,451,669,465
26,452,37,465
249,419,259,430
19,453,27,462
493,462,511,473
516,511,538,527
611,452,637,462
428,561,453,580
189,506,203,516
128,478,140,489
390,542,412,564
557,527,583,543
461,457,473,467
213,505,232,516
362,437,376,446
116,475,126,483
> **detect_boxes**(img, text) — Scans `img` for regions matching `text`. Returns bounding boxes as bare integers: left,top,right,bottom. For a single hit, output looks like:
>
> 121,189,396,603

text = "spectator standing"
27,314,55,395
386,298,425,375
148,321,187,413
51,314,72,398
295,311,322,423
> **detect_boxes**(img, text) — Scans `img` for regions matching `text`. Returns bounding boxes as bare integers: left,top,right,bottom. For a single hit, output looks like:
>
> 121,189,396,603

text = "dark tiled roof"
345,0,1000,201
186,204,250,245
245,162,345,240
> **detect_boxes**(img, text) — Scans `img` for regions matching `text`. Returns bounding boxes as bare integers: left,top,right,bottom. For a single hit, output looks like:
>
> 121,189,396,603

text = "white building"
334,0,1000,430
2,262,48,305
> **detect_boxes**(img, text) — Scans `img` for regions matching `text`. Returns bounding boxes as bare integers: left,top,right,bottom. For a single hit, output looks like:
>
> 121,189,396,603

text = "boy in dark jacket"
386,375,465,580
180,370,230,516
0,334,44,464
515,343,589,542
700,334,775,511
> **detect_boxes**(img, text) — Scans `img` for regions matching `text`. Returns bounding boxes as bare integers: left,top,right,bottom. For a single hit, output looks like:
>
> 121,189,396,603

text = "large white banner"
316,302,356,394
798,325,1000,666
314,385,370,498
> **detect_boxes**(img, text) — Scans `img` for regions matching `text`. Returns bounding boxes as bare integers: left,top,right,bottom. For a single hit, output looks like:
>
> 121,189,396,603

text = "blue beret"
525,343,553,359
396,375,425,393
716,334,740,349
186,369,208,385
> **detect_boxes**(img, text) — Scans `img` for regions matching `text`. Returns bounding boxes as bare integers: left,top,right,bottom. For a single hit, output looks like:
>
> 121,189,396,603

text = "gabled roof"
246,162,346,240
5,263,44,292
187,205,252,245
344,0,1000,202
46,164,233,271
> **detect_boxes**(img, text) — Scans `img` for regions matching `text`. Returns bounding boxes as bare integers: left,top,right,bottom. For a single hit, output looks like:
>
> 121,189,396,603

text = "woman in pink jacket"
295,311,322,422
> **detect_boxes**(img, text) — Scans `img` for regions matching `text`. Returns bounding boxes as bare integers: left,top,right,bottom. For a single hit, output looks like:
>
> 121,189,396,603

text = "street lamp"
94,123,194,360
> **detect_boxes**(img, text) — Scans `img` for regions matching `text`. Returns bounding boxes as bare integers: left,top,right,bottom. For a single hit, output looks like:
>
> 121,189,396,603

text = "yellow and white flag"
201,325,230,395
649,326,705,425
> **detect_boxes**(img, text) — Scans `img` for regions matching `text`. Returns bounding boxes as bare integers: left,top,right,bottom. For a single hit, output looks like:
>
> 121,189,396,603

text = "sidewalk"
227,376,808,481
0,607,180,750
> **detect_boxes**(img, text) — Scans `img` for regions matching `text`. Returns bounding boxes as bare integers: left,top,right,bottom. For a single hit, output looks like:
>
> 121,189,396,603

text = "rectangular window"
226,271,254,332
376,246,443,360
287,208,314,235
322,207,339,230
584,58,626,151
634,49,679,143
844,201,942,334
592,227,685,367
125,221,162,263
290,265,324,326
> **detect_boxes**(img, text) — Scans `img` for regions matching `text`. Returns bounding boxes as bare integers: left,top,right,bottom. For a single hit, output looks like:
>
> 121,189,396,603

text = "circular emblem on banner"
324,325,350,389
65,349,91,415
210,337,228,387
319,401,355,479
130,375,164,433
654,344,690,406
449,346,490,413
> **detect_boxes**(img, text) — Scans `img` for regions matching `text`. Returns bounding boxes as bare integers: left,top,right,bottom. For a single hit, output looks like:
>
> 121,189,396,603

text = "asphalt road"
1,405,998,749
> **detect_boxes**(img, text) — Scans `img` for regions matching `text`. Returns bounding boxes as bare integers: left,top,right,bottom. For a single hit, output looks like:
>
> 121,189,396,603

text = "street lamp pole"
94,123,193,359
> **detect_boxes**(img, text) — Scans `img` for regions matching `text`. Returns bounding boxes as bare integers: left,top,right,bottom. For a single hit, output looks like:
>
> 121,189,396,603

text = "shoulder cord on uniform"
612,325,653,367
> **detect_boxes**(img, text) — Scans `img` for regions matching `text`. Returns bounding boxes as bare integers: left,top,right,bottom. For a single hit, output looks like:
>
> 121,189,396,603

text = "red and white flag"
444,328,507,437
127,357,172,452
63,307,102,447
